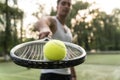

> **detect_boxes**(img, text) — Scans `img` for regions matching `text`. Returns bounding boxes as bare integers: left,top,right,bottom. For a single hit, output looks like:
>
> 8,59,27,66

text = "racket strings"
36,44,41,60
26,44,44,60
18,45,32,59
66,46,82,59
15,43,45,60
38,44,44,60
14,43,82,61
18,46,31,58
29,44,38,60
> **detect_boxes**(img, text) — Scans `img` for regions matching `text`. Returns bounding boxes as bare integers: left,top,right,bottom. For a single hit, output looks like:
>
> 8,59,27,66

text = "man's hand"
39,31,52,39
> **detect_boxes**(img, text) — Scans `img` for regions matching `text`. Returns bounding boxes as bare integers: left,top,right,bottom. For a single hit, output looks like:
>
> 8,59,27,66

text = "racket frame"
10,40,86,69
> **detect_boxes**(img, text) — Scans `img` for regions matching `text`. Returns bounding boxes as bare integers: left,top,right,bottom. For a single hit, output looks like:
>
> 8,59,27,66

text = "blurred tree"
32,4,45,19
0,0,23,60
69,2,120,51
111,8,120,50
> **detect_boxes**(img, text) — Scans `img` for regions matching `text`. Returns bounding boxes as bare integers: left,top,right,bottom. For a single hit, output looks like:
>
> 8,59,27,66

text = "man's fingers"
39,34,45,39
39,32,51,39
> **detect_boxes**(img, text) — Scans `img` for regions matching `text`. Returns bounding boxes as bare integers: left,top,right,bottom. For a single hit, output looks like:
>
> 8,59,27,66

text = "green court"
0,54,120,80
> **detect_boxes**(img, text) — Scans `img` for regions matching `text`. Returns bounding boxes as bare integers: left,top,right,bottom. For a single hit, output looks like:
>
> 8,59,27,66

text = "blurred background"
0,0,120,80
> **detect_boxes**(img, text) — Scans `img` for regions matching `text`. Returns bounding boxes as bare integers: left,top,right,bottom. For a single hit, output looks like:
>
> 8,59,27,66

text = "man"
34,0,76,80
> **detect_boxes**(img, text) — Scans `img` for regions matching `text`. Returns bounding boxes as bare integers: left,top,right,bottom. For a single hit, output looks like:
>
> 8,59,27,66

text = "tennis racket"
10,38,86,69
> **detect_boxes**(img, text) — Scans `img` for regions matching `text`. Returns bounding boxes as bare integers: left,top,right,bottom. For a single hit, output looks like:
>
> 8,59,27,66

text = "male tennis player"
34,0,76,80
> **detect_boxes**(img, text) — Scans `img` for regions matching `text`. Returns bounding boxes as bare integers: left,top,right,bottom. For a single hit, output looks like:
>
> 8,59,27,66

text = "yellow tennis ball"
43,40,67,61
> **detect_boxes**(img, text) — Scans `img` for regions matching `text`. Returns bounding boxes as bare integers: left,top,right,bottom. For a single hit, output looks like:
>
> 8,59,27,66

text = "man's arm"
34,16,52,39
70,67,77,80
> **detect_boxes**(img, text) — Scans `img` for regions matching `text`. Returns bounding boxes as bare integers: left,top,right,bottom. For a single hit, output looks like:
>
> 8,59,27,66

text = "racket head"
10,39,86,69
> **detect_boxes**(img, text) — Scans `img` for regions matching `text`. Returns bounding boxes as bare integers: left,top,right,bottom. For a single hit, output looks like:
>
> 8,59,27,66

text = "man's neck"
56,15,66,25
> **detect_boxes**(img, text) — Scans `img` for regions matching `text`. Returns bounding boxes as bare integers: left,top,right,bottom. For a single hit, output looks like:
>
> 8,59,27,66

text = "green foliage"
0,1,24,55
0,17,4,24
68,1,120,51
67,1,90,28
50,8,57,16
0,2,23,19
90,10,120,50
